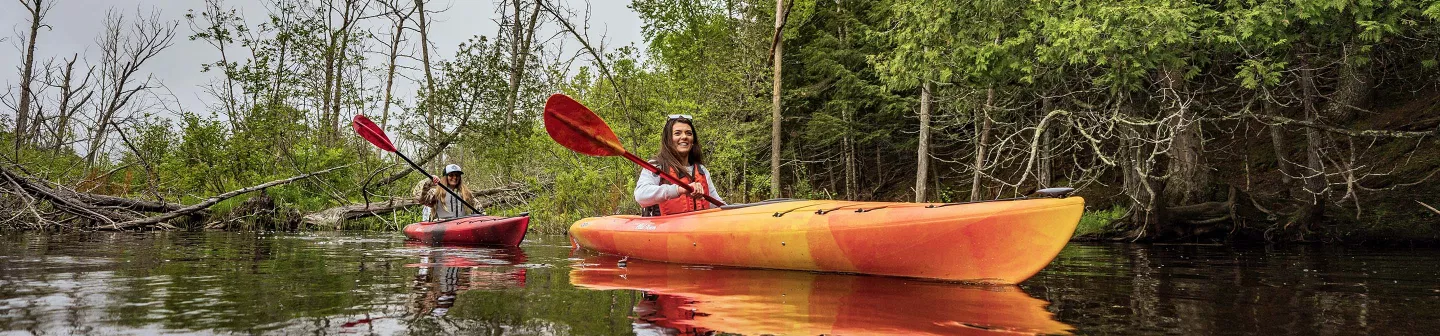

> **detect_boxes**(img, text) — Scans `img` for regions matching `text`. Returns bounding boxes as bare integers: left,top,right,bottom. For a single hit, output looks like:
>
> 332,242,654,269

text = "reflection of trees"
402,242,642,335
97,232,416,333
2,233,649,334
1029,243,1433,334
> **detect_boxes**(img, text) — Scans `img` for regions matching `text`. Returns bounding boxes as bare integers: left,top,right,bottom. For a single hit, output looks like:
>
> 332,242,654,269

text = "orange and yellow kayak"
568,195,1084,284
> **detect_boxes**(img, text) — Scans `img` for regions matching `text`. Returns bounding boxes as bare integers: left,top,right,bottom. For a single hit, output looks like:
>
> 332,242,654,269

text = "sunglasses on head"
667,114,693,121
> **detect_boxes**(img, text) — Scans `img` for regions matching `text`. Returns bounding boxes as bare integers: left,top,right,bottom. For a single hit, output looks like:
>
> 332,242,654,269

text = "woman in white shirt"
633,115,723,216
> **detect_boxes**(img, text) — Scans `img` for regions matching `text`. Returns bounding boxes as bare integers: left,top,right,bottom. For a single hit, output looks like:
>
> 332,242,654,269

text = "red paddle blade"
352,114,397,152
543,94,624,156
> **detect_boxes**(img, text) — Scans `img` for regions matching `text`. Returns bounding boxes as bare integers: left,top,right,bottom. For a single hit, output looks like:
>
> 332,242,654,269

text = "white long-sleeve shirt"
634,165,724,207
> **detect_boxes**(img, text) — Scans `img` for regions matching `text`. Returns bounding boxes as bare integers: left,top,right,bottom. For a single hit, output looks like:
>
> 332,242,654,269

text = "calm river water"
1,231,1437,335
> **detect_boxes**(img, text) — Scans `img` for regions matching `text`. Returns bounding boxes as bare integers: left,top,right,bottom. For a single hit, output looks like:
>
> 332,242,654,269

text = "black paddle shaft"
395,152,483,216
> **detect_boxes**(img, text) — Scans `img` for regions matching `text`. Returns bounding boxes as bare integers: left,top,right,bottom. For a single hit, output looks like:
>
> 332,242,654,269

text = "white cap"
443,164,463,175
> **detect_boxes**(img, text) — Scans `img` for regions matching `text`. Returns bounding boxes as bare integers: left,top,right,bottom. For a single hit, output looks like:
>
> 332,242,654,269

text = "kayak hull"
568,197,1083,284
404,215,529,246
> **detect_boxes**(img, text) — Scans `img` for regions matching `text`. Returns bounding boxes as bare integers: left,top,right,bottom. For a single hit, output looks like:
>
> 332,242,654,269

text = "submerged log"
300,182,530,228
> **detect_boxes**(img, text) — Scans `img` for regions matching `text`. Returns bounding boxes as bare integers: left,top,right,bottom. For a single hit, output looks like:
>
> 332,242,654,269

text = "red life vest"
657,164,712,216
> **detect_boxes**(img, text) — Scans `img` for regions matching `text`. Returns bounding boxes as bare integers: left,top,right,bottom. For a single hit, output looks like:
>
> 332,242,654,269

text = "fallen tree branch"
106,164,352,230
1419,200,1440,216
301,183,530,227
1247,113,1437,138
76,192,195,214
1,164,135,225
4,164,199,218
20,174,195,214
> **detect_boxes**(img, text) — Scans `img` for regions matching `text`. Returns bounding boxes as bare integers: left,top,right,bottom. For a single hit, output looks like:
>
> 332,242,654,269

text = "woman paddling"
634,115,724,216
418,164,482,220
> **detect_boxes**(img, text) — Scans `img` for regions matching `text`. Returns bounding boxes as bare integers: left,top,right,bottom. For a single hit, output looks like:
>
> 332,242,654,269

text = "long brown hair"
654,117,705,179
434,174,474,209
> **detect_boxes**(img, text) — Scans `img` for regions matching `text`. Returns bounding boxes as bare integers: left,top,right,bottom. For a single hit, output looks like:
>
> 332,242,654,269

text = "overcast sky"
0,0,647,121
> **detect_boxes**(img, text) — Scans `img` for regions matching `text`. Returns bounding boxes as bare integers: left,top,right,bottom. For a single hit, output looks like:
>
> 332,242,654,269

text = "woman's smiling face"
671,122,694,156
444,173,461,187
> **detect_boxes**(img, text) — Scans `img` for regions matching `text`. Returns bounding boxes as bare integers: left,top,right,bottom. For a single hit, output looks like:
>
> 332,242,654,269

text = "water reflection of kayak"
406,243,528,316
571,254,1074,335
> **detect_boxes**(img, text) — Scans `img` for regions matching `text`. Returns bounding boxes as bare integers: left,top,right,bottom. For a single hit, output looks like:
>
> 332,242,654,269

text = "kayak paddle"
352,114,483,215
542,94,726,207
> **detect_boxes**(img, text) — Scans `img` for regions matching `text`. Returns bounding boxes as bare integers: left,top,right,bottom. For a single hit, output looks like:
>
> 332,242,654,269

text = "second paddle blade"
543,94,625,157
352,114,397,152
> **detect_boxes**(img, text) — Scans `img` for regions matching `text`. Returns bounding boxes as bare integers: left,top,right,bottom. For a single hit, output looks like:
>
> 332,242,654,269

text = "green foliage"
1076,205,1128,237
1236,59,1288,89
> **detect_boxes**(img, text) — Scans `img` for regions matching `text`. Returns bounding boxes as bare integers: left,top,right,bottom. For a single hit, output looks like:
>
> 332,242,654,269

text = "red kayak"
402,213,530,246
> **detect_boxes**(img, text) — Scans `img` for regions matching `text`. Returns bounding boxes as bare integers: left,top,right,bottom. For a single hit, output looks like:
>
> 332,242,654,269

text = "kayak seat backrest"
718,198,807,211
1031,187,1076,198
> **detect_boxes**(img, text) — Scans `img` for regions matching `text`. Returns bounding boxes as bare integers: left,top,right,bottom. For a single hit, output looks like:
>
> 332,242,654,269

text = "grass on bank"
1075,205,1127,238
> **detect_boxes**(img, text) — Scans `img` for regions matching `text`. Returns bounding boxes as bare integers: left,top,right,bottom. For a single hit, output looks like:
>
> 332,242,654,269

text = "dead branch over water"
0,163,348,230
301,182,531,228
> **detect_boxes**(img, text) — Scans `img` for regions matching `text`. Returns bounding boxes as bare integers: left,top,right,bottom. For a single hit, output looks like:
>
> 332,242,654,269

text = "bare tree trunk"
914,80,931,202
769,0,787,199
416,0,437,140
189,0,241,123
504,0,542,126
1117,95,1160,236
49,54,94,155
742,148,749,203
969,87,994,201
322,0,360,138
845,113,856,200
1325,43,1371,122
1266,100,1293,197
1298,53,1328,223
1038,96,1053,187
379,2,412,127
14,0,50,155
320,17,337,131
85,10,178,168
1161,66,1209,205
269,7,292,107
505,0,524,127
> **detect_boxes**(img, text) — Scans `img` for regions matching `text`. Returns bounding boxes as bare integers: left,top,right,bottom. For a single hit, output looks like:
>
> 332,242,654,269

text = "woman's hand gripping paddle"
542,94,725,207
352,115,482,216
